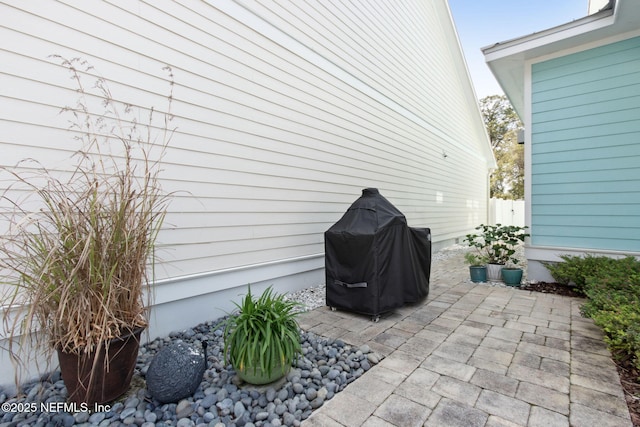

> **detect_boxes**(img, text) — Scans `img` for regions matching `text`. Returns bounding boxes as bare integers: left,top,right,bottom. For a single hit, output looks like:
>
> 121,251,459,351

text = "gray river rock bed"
0,317,380,427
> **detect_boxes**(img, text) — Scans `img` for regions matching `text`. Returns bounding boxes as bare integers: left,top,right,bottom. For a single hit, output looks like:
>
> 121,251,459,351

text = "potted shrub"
223,286,302,385
464,252,487,283
464,224,529,281
0,58,172,404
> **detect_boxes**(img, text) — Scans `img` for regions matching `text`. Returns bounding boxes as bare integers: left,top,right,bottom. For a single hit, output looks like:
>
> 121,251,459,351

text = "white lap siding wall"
0,0,493,385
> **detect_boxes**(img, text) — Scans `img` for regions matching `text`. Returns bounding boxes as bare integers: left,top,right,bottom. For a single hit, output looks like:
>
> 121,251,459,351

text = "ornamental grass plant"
0,57,173,385
223,286,302,382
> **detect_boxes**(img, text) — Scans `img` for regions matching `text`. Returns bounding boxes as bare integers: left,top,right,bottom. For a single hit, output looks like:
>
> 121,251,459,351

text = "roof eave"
482,7,618,119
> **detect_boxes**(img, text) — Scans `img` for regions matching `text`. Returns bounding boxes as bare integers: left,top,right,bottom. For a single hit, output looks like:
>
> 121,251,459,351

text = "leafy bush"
464,224,529,266
587,291,640,372
581,258,640,316
544,254,626,294
554,255,640,371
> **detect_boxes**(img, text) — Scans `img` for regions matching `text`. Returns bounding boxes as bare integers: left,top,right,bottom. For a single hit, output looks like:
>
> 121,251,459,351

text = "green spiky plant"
223,286,302,384
0,57,173,395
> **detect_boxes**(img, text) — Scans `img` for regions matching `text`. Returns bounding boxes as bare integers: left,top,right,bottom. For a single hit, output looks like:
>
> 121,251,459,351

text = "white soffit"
481,1,640,118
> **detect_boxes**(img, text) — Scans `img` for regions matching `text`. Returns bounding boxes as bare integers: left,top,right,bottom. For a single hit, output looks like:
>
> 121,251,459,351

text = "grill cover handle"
334,280,368,288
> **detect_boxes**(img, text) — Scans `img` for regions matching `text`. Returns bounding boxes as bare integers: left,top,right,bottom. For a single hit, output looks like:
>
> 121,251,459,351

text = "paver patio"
298,248,633,427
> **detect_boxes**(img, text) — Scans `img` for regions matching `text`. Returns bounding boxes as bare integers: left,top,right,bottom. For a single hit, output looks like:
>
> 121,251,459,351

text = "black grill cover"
325,188,431,317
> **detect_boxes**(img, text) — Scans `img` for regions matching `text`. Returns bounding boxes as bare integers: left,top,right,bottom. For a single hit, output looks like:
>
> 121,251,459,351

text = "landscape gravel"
0,245,469,426
0,313,379,427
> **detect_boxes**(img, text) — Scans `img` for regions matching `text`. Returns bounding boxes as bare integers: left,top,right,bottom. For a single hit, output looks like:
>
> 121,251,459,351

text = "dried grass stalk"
0,57,173,382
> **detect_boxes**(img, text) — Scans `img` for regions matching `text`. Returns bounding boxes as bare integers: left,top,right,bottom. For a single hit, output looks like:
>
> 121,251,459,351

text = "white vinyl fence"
489,198,525,227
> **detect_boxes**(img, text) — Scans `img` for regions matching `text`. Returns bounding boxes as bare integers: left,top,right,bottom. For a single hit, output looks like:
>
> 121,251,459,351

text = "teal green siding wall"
531,36,640,252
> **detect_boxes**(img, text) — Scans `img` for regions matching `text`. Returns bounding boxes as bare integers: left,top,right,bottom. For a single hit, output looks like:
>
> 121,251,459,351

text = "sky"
448,0,591,99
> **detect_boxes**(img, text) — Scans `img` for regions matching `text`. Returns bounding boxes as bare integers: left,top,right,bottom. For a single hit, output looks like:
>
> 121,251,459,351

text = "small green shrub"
563,255,640,371
590,303,640,372
544,254,631,294
581,278,640,317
